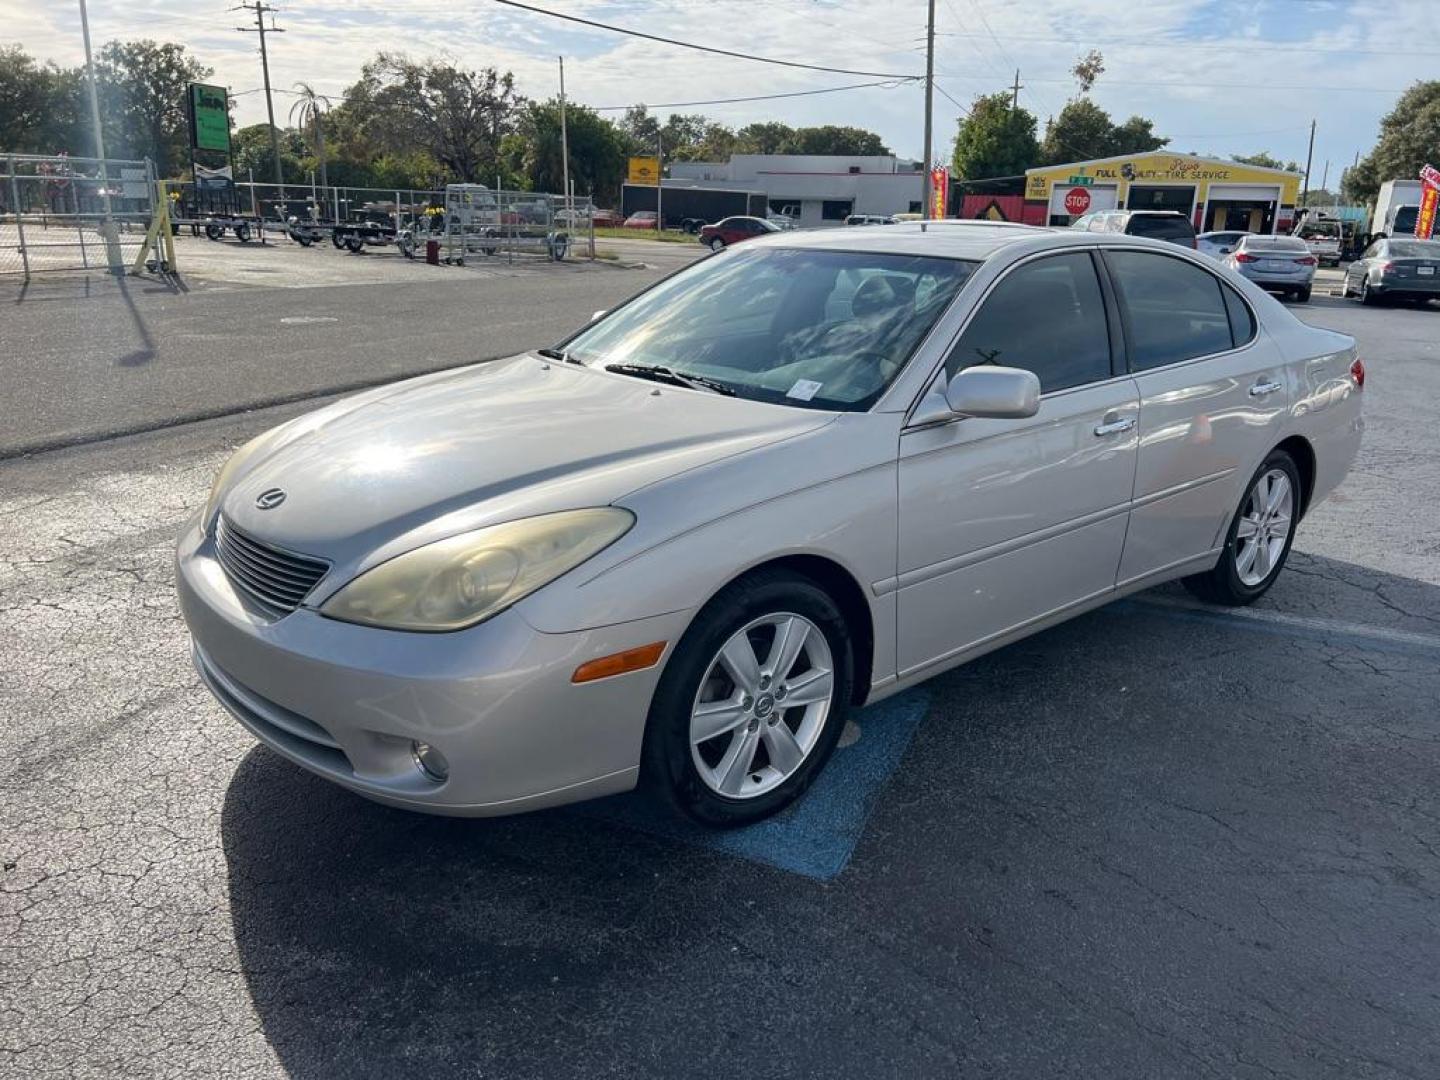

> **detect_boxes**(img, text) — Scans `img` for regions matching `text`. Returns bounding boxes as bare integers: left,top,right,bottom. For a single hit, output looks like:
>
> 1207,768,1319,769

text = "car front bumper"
177,515,691,816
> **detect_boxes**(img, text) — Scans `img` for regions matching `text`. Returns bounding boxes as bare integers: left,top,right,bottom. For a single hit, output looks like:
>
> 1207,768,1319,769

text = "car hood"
219,355,830,567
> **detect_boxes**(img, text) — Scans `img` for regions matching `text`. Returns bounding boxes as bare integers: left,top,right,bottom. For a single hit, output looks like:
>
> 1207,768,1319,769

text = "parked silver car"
1223,234,1317,301
1341,236,1440,305
179,225,1363,826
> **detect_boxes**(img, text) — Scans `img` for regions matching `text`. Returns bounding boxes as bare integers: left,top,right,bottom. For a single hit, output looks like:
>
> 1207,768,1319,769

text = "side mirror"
945,366,1041,419
590,309,606,322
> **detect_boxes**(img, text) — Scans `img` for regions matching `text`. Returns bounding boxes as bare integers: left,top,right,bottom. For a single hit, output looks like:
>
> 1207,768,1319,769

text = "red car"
591,208,623,227
623,211,659,230
698,215,781,251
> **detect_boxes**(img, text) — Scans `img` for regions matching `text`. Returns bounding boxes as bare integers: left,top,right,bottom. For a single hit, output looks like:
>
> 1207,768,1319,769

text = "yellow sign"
628,157,660,186
1024,152,1300,206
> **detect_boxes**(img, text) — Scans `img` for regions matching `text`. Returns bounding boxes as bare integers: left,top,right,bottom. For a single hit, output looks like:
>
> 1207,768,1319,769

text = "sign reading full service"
188,83,231,154
627,157,660,186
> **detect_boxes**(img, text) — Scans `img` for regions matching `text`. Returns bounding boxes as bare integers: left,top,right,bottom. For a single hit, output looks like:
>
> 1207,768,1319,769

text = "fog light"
411,741,449,782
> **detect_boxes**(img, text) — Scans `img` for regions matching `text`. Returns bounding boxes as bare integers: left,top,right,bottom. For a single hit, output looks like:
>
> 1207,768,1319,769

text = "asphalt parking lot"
2,255,1438,1079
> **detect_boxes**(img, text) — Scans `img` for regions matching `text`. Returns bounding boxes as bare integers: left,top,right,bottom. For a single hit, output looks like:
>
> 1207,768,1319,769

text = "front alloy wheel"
690,613,834,799
643,570,852,826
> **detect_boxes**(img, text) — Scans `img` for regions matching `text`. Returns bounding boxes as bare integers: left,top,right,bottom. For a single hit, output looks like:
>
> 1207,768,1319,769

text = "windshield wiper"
537,346,581,364
604,362,736,396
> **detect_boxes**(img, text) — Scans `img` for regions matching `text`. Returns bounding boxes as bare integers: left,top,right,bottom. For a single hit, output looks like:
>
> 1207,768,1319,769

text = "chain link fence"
175,178,596,262
1,153,155,276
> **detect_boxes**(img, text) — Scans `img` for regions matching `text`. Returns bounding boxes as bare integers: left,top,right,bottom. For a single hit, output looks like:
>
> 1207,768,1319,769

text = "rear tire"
1296,286,1311,303
709,237,725,252
1183,450,1301,606
641,570,854,827
1361,279,1379,306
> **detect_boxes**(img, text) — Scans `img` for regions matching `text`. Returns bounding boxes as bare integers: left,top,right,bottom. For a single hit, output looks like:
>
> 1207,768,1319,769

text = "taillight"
1378,261,1395,272
1297,256,1317,266
1234,253,1257,263
1350,358,1365,389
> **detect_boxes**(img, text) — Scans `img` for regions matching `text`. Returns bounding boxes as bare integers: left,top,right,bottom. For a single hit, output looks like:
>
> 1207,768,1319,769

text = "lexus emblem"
254,488,287,510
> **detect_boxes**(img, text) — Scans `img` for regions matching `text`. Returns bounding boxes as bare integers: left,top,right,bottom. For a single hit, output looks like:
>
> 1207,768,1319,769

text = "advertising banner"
188,83,231,154
1416,185,1438,240
930,166,949,218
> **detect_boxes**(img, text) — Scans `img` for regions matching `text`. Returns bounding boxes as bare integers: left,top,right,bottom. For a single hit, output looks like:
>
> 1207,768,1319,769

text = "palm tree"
289,82,331,193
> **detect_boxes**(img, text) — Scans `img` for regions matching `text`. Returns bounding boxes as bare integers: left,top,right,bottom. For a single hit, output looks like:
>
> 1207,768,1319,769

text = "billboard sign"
628,156,660,185
188,83,231,154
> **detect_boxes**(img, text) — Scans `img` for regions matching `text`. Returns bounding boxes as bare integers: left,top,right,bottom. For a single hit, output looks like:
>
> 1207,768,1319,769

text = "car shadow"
220,552,1440,1079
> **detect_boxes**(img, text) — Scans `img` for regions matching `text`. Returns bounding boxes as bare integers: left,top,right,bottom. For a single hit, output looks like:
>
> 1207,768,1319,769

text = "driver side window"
945,253,1113,393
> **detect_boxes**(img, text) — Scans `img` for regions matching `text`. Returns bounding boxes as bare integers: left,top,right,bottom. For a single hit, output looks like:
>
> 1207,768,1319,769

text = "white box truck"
1371,180,1424,238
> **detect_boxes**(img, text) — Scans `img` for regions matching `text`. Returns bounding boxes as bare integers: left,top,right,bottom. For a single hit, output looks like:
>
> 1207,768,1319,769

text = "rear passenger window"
1106,251,1234,370
1221,284,1256,346
946,252,1112,393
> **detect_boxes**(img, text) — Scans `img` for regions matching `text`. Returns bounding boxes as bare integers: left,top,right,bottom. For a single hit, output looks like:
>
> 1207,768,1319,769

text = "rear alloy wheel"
709,237,725,252
1183,451,1300,606
643,571,853,826
1296,286,1312,303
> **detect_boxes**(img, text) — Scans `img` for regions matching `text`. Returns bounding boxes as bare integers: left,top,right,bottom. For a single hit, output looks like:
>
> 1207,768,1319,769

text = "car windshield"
1386,240,1440,258
1128,215,1194,240
562,246,978,411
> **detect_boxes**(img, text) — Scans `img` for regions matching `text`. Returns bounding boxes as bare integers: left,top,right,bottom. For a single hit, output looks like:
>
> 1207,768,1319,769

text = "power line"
933,29,1440,58
490,0,920,79
591,78,916,112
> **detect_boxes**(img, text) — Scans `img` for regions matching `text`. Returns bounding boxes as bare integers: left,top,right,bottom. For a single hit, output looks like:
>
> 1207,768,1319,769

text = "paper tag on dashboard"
787,379,823,401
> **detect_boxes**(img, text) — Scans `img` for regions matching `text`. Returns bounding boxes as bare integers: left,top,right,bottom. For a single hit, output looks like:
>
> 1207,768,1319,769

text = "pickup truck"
1298,220,1343,266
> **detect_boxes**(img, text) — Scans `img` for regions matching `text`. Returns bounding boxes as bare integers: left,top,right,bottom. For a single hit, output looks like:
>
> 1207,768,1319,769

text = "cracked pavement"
1,283,1438,1078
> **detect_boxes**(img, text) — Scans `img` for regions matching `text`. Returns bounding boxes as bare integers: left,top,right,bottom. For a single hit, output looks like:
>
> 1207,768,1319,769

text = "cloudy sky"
9,0,1436,180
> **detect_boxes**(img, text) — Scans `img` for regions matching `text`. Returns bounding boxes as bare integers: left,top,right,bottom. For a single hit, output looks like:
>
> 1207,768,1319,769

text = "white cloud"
5,0,1435,172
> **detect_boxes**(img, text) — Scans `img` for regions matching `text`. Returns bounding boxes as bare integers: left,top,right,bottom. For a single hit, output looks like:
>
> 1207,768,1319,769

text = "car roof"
743,219,1202,262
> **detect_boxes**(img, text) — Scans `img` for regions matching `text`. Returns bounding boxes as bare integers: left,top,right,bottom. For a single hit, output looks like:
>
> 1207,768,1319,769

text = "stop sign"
1063,187,1092,216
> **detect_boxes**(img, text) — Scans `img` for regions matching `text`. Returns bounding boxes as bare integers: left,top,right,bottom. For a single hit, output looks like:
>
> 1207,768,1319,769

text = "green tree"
231,124,307,185
786,125,890,156
951,92,1040,181
344,53,522,183
1041,99,1166,164
1230,151,1301,172
735,122,795,155
94,40,211,173
0,46,83,154
514,99,627,202
1072,50,1105,95
288,82,332,190
1346,80,1440,205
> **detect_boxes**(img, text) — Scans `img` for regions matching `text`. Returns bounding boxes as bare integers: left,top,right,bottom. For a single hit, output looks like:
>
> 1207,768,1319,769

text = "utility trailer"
170,168,265,243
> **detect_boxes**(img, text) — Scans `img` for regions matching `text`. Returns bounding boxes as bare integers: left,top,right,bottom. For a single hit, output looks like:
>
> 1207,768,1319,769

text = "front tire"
1183,450,1300,606
709,237,725,252
641,570,854,827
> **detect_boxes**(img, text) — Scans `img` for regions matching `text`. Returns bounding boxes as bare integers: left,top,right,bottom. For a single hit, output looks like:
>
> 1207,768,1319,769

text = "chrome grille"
214,516,330,615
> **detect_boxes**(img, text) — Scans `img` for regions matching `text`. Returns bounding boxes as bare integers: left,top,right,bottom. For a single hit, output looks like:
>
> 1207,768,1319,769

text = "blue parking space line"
576,689,931,881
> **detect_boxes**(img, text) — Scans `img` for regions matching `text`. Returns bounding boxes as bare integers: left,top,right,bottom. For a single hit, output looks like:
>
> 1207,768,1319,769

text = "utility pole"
921,0,935,221
1010,69,1023,114
77,0,121,273
558,56,571,221
655,130,664,231
1301,118,1316,209
234,2,286,190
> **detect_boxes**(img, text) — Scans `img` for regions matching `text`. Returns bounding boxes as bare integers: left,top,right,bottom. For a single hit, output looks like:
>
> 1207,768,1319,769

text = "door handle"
1249,380,1283,397
1093,415,1136,437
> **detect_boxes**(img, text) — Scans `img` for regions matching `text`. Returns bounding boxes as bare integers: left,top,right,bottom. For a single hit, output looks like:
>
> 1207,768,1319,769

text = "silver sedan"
179,225,1363,826
1222,234,1317,301
1342,236,1440,305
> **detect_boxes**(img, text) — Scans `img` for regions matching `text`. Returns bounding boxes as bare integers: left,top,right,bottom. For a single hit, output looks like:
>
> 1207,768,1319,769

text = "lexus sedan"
1342,236,1440,305
179,225,1363,827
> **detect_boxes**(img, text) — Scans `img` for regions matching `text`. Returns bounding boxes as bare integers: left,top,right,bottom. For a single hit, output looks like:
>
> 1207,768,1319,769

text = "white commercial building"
665,155,926,227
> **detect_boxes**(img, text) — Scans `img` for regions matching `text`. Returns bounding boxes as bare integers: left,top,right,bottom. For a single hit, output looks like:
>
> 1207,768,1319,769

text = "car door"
895,250,1140,676
1102,248,1291,586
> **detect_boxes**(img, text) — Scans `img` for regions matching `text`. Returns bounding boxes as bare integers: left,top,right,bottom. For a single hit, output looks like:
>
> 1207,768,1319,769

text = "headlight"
203,432,270,525
319,508,634,632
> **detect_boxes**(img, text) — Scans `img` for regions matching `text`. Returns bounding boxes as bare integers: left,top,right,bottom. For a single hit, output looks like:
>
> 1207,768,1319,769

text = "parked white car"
180,225,1363,826
1197,230,1250,259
